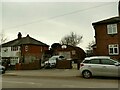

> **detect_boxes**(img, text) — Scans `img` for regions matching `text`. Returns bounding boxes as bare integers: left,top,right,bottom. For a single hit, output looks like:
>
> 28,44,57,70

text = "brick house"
92,16,120,60
53,45,86,63
1,32,49,69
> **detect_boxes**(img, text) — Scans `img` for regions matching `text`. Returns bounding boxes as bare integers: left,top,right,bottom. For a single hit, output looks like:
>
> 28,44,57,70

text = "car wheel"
82,70,92,79
2,70,5,74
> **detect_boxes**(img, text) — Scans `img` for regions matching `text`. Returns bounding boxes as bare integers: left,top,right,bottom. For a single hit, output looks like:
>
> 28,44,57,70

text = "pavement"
2,64,81,78
3,69,81,78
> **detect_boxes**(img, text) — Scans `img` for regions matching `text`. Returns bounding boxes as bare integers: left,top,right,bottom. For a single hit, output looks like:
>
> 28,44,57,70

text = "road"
2,75,119,88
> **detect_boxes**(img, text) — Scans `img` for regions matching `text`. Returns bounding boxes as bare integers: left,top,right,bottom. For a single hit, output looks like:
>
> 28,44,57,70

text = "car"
0,61,6,74
0,65,6,74
80,56,120,78
44,55,65,68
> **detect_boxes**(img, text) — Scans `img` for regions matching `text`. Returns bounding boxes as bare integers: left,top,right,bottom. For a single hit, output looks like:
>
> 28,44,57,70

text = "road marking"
62,84,78,88
5,73,16,74
3,80,37,85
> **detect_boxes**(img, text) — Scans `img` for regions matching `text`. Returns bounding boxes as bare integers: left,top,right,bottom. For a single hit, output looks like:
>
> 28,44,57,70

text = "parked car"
44,55,65,68
0,65,6,74
80,56,120,78
0,61,6,74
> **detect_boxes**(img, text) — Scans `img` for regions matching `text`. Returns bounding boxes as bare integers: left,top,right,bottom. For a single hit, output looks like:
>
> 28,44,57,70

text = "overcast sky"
0,0,119,50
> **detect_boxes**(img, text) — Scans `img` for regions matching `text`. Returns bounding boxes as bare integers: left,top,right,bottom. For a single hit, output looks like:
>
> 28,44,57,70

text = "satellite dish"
61,45,67,49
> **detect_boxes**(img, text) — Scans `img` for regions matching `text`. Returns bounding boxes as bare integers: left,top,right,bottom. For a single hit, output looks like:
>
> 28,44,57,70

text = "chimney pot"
27,34,29,37
18,32,22,39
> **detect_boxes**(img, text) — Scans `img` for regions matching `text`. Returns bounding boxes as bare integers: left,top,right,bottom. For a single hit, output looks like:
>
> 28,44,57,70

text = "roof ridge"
2,35,49,47
92,16,120,25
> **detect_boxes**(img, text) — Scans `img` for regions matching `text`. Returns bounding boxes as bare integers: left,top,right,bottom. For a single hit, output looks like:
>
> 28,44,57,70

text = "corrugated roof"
92,16,120,25
2,35,49,47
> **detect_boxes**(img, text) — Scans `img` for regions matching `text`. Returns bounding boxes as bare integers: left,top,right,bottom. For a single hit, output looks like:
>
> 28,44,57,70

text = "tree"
51,43,61,50
86,40,95,50
86,40,95,57
0,32,7,44
60,32,83,46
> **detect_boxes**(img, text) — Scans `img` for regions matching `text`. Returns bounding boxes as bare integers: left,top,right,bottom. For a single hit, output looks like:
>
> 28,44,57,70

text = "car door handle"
88,65,91,67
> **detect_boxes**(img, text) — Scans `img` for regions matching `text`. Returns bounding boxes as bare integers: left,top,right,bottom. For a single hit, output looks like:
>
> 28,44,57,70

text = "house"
92,2,120,60
53,44,86,63
1,32,49,69
92,16,120,60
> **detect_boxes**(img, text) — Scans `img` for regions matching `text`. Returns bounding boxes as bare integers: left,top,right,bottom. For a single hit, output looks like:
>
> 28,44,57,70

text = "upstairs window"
107,24,117,34
11,46,18,51
108,44,119,55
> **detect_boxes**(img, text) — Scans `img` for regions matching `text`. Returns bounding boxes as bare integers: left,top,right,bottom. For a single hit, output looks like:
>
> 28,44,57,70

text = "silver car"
80,56,120,78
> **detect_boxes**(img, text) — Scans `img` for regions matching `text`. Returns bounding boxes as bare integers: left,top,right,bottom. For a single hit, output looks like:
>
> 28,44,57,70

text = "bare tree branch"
86,40,95,50
60,32,83,46
0,32,7,44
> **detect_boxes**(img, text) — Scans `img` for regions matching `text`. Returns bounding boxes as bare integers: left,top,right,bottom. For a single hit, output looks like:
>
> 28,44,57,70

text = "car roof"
85,56,110,60
51,55,64,58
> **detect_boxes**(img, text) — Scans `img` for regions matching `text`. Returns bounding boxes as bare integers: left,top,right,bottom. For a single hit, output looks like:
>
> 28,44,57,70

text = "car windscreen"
110,59,120,63
49,57,58,61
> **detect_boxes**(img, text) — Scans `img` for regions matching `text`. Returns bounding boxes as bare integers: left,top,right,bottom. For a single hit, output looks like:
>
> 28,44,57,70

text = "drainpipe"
118,1,120,60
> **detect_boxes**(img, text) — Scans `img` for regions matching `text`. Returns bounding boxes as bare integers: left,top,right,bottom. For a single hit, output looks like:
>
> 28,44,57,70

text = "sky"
0,0,119,51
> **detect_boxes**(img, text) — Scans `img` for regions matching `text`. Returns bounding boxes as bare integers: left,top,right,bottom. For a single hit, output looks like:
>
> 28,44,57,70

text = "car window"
89,59,100,64
59,56,64,59
101,59,115,65
83,60,90,63
49,57,57,60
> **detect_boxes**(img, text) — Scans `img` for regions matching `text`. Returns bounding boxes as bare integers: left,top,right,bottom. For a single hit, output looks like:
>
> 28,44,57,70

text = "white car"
80,56,120,78
44,55,65,68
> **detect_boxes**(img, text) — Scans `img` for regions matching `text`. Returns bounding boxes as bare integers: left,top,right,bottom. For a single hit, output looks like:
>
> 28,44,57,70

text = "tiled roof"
92,16,120,25
2,35,49,47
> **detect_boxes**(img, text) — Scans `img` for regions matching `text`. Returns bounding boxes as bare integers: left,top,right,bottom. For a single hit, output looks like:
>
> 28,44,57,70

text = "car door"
100,59,119,77
88,59,102,76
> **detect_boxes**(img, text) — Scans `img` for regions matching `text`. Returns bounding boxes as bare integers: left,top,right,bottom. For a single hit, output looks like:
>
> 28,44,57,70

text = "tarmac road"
1,69,120,88
2,75,119,88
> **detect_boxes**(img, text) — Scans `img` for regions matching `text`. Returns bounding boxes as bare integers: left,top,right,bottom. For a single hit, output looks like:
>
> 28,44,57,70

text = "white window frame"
107,24,117,34
11,46,18,51
10,57,19,65
108,44,119,55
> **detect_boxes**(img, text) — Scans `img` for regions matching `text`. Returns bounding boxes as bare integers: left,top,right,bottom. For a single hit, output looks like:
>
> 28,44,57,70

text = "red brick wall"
16,60,41,70
21,45,49,59
94,23,120,60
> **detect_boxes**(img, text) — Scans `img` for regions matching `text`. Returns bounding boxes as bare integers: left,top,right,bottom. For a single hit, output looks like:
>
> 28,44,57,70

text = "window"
83,60,90,63
11,46,18,51
89,59,100,64
10,57,18,65
101,59,116,65
25,45,28,52
108,44,119,55
107,24,117,34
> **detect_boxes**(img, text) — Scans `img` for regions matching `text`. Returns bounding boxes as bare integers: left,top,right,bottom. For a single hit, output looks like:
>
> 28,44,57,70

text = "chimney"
27,34,29,37
18,32,22,39
118,0,120,17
